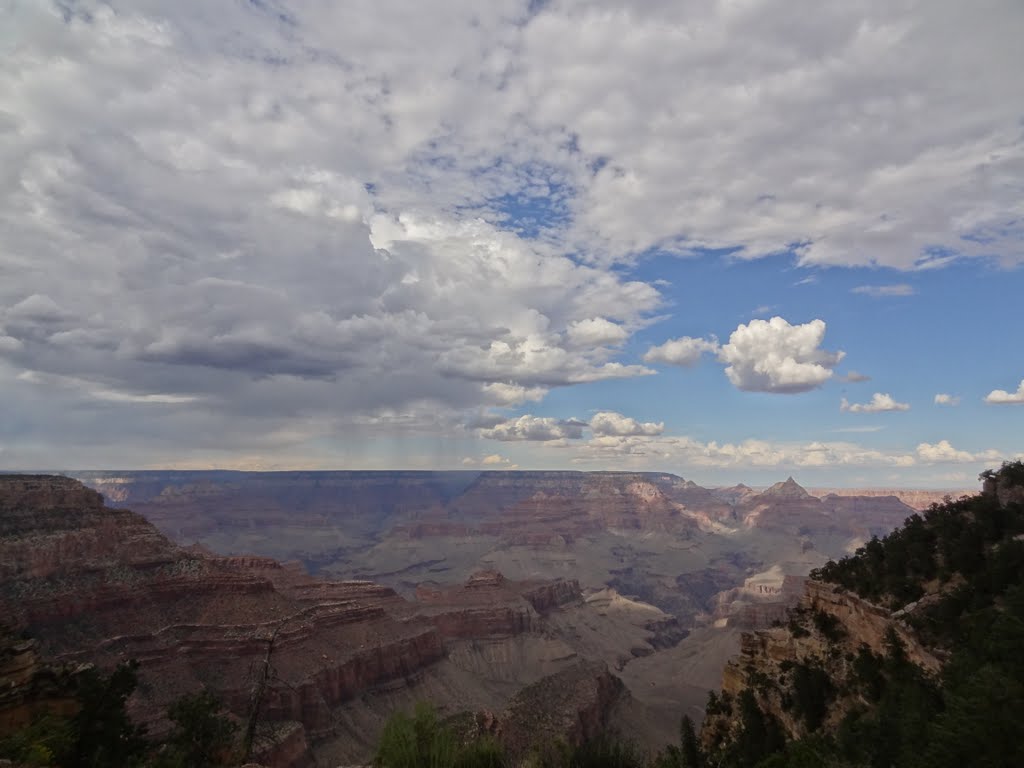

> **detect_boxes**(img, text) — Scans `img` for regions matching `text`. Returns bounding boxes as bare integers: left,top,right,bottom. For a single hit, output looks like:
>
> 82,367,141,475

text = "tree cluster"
698,461,1024,767
0,663,238,768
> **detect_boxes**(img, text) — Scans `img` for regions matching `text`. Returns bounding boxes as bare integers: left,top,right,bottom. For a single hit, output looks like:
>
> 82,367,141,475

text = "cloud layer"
841,393,911,413
1,1,1021,476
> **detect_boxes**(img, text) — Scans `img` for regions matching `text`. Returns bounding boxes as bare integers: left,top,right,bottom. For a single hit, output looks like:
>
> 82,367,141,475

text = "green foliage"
712,690,785,768
66,661,149,768
151,689,238,767
704,690,732,717
789,662,833,732
0,714,74,767
981,459,1024,487
372,704,659,768
374,703,504,768
810,611,845,644
813,461,1024,608
754,734,851,768
653,716,703,768
678,716,701,768
564,735,646,768
721,462,1024,767
0,665,247,768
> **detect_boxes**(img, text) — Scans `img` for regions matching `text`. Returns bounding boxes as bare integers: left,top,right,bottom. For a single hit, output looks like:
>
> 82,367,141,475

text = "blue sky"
0,0,1021,485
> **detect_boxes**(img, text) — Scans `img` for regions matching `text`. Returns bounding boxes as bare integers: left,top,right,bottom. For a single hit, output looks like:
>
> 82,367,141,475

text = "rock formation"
0,475,676,766
0,625,83,738
699,462,1024,766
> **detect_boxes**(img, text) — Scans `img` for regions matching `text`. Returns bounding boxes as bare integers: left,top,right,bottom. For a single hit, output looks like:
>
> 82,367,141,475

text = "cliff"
700,462,1024,767
413,570,581,639
0,475,627,766
0,476,452,766
495,661,627,756
0,626,84,737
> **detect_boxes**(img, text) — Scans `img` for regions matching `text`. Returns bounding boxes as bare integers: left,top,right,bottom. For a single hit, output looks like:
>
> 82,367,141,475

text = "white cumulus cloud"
984,380,1024,404
717,317,844,393
589,411,664,437
841,393,911,413
566,317,630,347
917,440,1001,464
643,336,719,367
934,393,960,406
479,415,585,442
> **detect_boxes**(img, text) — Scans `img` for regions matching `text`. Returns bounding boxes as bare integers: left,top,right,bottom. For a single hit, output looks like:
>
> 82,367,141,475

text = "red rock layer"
0,476,596,765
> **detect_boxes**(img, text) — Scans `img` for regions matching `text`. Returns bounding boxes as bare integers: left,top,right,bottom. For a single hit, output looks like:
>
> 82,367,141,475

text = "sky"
1,0,1022,486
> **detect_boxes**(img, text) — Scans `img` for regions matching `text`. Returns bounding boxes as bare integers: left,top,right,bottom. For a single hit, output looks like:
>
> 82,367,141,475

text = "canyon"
0,470,947,765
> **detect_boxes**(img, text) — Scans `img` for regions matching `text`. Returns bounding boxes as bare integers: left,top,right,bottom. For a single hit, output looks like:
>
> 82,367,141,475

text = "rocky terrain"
69,470,922,631
697,461,1024,767
0,475,692,766
0,470,944,764
0,625,83,737
808,487,974,511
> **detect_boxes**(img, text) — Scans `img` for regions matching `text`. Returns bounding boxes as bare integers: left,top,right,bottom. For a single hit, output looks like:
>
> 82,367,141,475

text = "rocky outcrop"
0,627,83,737
710,571,806,629
983,469,1024,508
810,487,973,511
497,661,626,755
705,578,942,747
415,571,582,639
0,474,179,584
249,721,315,768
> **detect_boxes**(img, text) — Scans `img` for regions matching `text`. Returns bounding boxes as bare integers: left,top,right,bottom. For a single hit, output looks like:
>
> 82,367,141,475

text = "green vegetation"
373,703,504,768
0,664,238,768
695,461,1024,767
813,460,1024,608
151,690,238,767
371,703,679,768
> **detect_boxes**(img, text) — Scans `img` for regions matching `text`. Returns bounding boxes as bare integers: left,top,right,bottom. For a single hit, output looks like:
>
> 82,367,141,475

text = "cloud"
463,453,517,468
478,415,585,442
916,440,1001,464
589,411,663,437
1,0,1020,469
841,370,872,382
481,382,548,407
0,336,23,353
984,380,1024,404
643,336,719,367
717,317,844,393
566,317,629,347
934,393,961,406
841,393,911,412
851,284,916,297
565,433,917,470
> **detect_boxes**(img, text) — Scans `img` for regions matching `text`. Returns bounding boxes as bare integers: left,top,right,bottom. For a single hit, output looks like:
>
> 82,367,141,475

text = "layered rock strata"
0,476,631,766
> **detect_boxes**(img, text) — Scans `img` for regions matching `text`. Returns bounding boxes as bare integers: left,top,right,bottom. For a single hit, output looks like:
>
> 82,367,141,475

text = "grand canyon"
0,469,970,766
